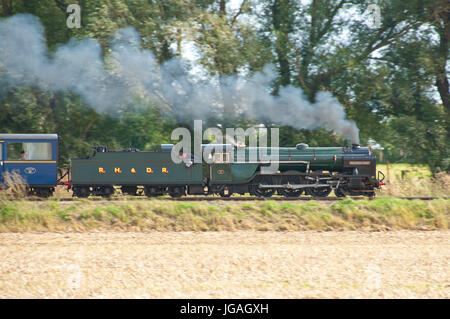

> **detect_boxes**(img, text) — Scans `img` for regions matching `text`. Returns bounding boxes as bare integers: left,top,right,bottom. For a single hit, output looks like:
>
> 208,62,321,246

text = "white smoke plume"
0,14,359,143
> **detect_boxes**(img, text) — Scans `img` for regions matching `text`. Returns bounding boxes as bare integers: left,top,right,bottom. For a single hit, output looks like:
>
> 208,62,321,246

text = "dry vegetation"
0,198,448,232
377,164,450,197
0,171,27,197
0,231,448,298
0,165,448,299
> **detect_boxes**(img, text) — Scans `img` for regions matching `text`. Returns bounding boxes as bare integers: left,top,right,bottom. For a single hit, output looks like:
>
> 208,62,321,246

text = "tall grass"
0,171,27,198
377,164,449,197
0,198,448,232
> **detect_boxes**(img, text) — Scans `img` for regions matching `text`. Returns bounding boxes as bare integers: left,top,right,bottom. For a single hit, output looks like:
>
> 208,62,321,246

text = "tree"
188,0,271,120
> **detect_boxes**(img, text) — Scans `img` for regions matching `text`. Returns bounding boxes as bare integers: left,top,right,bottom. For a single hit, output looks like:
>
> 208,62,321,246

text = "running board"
258,183,332,189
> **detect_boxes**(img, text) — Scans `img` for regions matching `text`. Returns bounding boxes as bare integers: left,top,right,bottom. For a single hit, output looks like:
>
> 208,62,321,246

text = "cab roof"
0,134,58,140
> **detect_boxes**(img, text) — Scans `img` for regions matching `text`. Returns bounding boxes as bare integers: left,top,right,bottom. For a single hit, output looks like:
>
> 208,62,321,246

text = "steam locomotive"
0,134,384,198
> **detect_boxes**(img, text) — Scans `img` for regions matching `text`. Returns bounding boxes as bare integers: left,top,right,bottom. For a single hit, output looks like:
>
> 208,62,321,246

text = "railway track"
2,196,449,202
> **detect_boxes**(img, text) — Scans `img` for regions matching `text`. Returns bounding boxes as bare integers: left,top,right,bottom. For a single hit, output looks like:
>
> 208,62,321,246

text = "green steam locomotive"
70,143,384,198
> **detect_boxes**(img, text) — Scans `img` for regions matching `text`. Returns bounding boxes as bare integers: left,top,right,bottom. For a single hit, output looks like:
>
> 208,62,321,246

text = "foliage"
0,0,448,170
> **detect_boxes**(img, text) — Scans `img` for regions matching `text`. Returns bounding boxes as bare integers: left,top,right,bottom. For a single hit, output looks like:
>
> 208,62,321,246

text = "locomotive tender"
0,133,384,198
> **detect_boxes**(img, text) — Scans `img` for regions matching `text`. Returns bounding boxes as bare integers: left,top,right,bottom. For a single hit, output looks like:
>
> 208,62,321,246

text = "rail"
2,196,448,202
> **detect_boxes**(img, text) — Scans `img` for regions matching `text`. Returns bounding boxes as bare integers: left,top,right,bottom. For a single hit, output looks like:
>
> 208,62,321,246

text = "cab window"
213,153,230,163
7,143,52,160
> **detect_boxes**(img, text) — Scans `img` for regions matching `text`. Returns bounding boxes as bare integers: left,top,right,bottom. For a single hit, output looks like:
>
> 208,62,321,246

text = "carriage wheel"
36,187,52,198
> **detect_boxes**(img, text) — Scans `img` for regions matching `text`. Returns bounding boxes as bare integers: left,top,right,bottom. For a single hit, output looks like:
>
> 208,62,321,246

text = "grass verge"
0,198,448,232
376,164,449,197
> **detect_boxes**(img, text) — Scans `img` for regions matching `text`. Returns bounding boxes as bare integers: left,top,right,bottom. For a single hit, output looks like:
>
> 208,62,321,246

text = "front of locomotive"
340,143,384,196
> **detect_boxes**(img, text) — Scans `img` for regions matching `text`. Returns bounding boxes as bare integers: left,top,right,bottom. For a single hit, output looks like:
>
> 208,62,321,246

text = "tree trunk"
219,0,226,17
435,10,449,114
436,71,449,112
272,0,293,92
1,0,12,16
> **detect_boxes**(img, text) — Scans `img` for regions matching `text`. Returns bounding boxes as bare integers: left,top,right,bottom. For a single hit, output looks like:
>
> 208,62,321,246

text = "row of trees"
0,0,448,171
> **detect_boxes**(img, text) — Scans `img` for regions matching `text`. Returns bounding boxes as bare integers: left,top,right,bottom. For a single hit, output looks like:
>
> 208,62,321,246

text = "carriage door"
211,152,232,183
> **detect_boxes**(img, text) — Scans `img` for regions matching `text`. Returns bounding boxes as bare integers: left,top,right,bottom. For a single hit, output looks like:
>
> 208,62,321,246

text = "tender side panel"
71,151,203,185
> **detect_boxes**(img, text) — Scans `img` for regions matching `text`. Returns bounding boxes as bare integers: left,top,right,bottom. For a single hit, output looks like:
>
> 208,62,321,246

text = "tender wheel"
122,186,138,196
101,186,114,198
144,186,164,197
308,187,332,197
73,186,90,198
168,186,184,198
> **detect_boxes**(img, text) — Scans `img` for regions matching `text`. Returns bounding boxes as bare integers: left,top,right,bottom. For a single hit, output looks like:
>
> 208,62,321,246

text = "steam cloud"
0,14,359,143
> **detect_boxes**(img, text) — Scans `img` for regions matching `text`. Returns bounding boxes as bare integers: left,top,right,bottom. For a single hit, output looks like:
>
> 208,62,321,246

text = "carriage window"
7,143,52,160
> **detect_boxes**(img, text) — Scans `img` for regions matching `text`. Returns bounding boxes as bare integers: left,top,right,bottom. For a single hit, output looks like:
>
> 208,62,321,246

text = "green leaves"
0,0,448,171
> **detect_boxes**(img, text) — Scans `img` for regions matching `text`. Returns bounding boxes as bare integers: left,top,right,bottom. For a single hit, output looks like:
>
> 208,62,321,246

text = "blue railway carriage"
0,134,58,197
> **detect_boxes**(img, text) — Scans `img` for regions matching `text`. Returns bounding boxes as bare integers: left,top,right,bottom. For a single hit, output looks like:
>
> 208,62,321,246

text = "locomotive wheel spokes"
252,176,275,197
254,186,275,198
279,188,303,197
309,187,332,197
278,171,304,197
334,187,347,197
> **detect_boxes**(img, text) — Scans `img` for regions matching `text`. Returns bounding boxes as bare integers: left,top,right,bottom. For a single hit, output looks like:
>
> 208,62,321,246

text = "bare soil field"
0,231,448,298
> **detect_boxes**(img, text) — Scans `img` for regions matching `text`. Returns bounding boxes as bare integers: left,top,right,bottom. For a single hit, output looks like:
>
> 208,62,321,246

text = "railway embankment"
0,198,448,232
